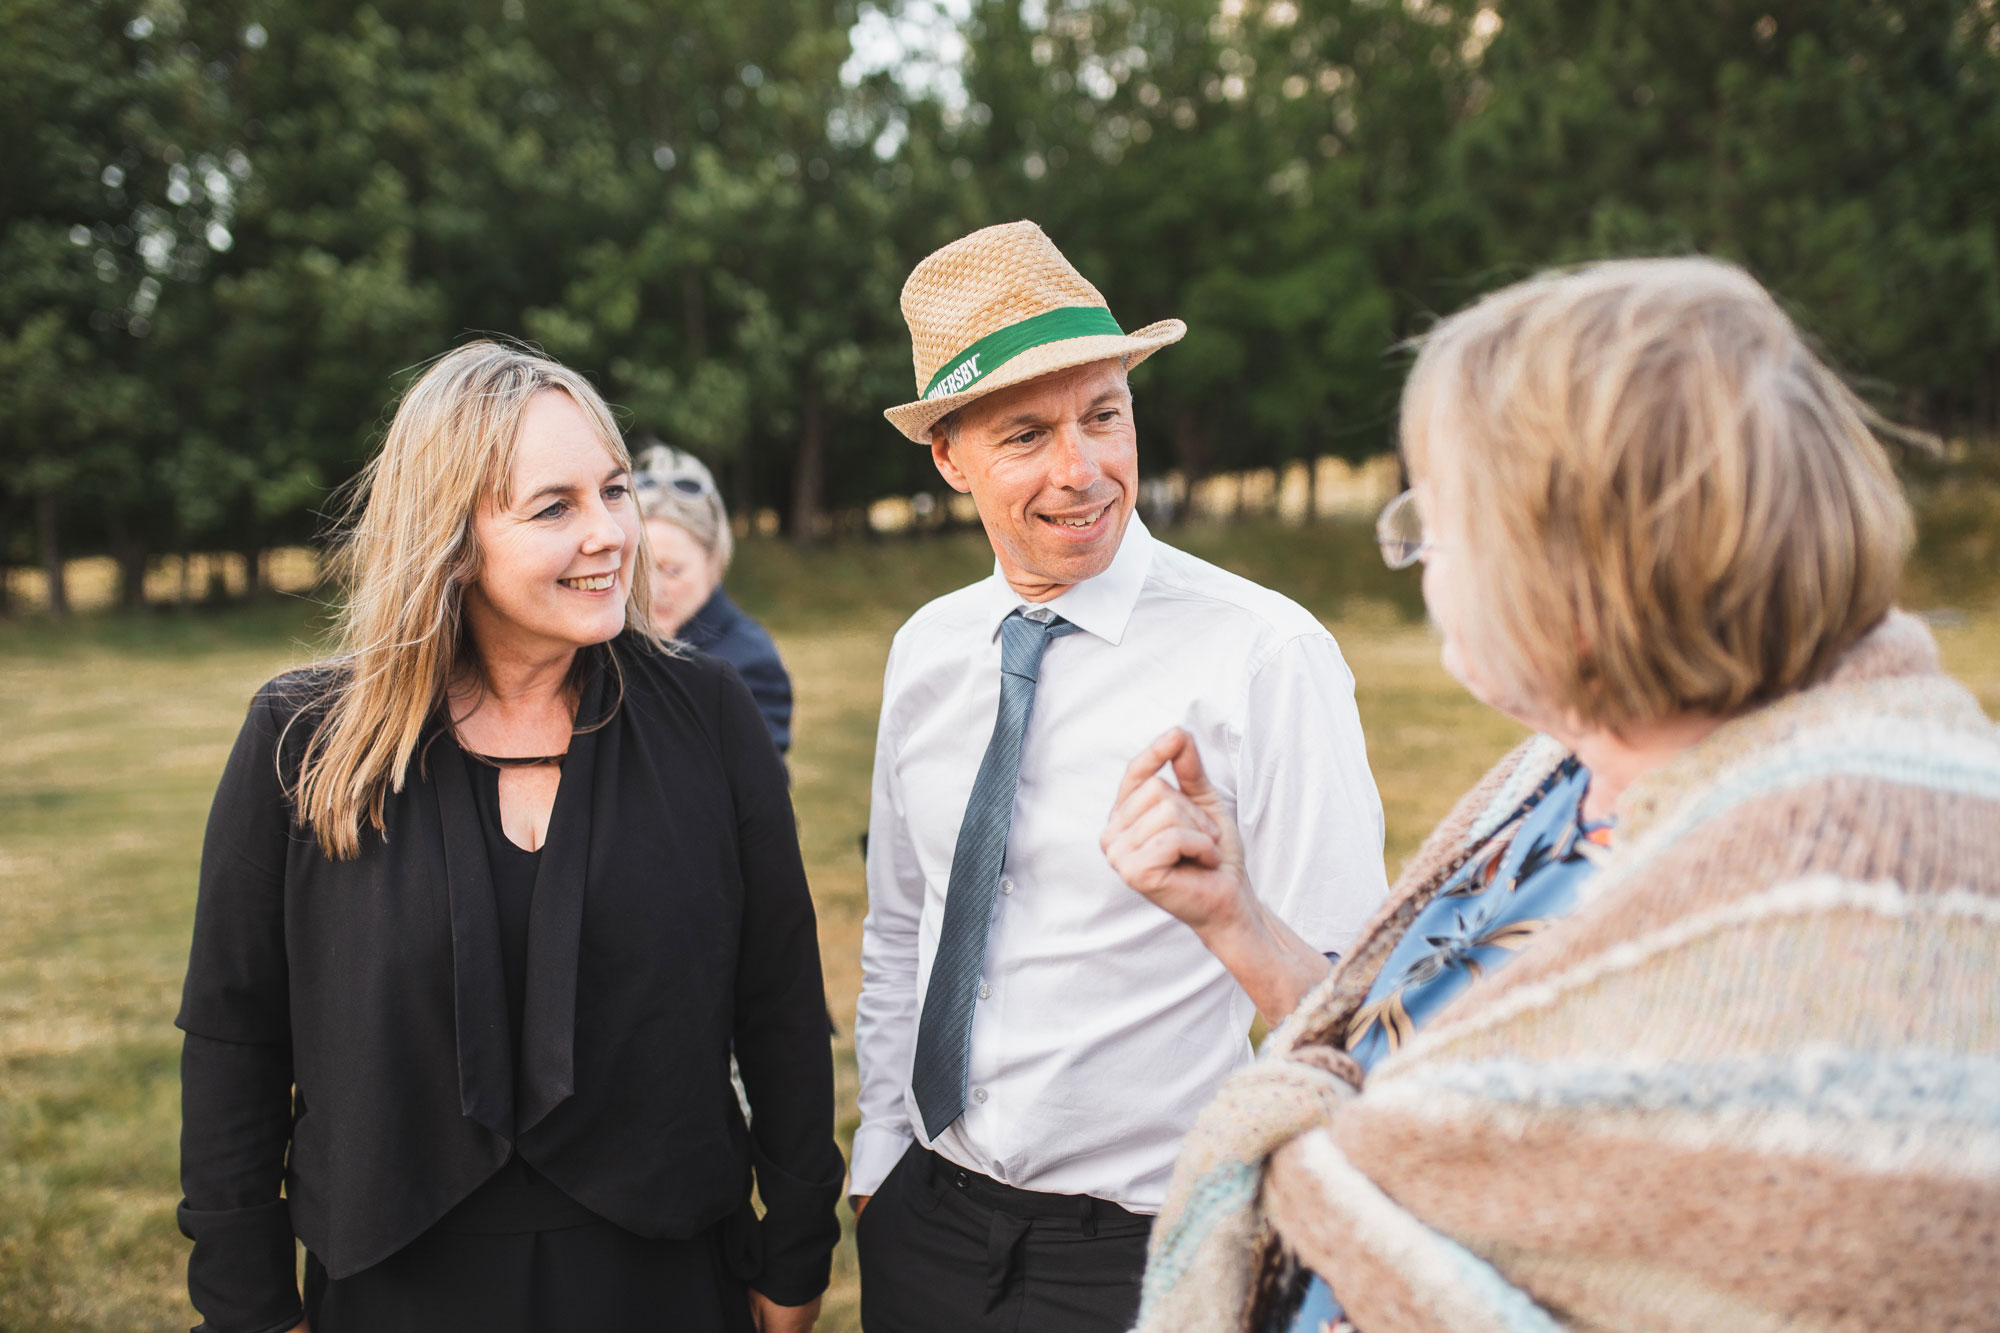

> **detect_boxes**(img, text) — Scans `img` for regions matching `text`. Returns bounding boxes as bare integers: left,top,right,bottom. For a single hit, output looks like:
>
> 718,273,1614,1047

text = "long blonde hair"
296,341,658,859
1401,257,1912,733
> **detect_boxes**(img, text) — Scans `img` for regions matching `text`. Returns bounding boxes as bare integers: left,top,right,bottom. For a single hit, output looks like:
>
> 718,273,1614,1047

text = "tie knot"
1000,610,1074,680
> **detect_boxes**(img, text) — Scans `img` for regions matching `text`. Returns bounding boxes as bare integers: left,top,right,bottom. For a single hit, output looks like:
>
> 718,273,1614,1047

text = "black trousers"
857,1146,1153,1333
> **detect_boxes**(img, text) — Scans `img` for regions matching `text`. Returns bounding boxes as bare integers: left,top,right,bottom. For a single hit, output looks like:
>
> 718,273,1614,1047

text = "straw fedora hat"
884,221,1186,443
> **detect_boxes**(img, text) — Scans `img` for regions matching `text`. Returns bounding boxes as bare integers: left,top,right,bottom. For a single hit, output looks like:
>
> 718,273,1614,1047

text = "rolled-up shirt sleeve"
179,1034,299,1333
1235,633,1388,958
176,687,303,1333
850,641,925,1199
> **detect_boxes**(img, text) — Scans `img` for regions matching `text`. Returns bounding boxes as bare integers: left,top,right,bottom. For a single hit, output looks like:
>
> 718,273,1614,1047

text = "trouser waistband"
910,1146,1149,1232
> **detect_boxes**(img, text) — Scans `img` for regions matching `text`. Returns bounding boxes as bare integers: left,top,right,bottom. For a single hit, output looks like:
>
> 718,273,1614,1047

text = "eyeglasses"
1375,489,1430,569
634,473,713,499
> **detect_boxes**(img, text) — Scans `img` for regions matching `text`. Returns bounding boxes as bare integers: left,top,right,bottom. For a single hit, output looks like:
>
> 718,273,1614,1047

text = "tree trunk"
109,511,148,611
240,546,264,599
790,382,825,547
682,268,709,360
1172,405,1205,477
733,444,754,533
1171,405,1211,521
35,491,68,616
1988,351,2000,441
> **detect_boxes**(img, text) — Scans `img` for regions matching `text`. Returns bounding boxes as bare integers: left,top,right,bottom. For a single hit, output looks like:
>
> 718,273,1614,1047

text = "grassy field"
2,520,1995,1330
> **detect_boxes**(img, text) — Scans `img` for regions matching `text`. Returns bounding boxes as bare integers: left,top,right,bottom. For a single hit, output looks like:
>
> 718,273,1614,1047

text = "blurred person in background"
851,221,1388,1332
176,342,842,1333
634,441,794,757
1111,258,2000,1332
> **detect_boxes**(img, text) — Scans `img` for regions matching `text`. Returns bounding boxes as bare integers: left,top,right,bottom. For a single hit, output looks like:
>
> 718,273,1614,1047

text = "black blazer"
177,635,844,1329
680,588,793,756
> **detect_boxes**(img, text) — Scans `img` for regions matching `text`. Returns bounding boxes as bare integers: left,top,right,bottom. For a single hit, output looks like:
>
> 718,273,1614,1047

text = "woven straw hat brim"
883,318,1186,443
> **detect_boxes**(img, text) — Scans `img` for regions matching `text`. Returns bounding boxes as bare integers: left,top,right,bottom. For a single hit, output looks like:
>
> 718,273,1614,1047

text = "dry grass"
2,523,1996,1329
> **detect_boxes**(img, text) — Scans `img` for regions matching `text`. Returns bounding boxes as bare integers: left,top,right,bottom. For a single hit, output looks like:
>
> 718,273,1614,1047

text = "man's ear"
931,430,972,494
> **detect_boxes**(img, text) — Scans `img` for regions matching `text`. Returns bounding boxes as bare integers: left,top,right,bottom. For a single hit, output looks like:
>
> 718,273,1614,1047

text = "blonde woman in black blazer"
177,343,842,1333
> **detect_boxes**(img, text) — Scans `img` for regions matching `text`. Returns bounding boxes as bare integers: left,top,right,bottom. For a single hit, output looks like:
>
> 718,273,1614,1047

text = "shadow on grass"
0,594,334,661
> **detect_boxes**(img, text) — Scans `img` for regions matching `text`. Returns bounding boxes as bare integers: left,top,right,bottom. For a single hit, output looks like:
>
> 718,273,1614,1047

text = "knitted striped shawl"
1138,611,2000,1332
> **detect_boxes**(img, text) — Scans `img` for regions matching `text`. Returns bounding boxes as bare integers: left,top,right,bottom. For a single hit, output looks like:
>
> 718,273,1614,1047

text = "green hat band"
922,305,1125,401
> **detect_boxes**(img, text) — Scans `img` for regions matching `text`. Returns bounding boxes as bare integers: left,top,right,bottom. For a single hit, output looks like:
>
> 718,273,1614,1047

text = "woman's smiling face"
464,389,640,662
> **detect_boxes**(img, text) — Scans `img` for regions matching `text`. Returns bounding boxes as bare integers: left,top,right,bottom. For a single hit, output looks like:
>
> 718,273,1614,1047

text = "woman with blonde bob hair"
1106,258,2000,1331
632,442,794,755
177,342,842,1333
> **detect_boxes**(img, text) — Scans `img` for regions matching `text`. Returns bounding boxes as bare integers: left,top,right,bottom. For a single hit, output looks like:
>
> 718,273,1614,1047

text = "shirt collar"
978,511,1156,648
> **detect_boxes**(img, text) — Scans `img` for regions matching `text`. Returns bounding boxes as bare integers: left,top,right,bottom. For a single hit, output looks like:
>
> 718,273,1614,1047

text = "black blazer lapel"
432,732,517,1141
515,655,610,1133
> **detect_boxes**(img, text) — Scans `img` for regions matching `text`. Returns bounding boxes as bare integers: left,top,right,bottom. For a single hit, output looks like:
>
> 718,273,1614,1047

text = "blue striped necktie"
910,609,1078,1139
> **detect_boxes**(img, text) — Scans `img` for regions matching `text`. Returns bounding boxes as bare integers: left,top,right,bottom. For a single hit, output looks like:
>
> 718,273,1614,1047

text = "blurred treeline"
5,0,1998,611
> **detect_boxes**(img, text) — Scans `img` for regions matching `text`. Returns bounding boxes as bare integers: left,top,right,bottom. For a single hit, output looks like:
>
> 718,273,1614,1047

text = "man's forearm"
1198,897,1334,1027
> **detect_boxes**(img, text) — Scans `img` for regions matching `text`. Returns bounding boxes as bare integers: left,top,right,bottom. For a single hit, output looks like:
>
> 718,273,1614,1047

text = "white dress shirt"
851,514,1386,1212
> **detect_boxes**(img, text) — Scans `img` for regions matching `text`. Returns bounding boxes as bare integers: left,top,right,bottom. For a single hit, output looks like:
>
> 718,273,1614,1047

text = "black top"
176,637,844,1333
434,754,602,1238
467,755,541,1054
680,589,793,756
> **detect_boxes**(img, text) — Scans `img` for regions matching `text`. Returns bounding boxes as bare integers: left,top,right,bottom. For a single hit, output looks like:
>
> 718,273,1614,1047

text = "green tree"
925,0,1483,481
0,0,231,609
1454,0,2000,439
516,0,927,539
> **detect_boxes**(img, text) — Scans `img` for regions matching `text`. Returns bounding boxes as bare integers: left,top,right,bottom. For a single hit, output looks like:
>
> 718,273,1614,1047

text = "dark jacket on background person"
678,588,792,756
176,635,843,1333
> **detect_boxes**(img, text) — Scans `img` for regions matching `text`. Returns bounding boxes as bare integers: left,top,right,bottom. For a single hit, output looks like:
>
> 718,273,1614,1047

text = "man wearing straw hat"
851,221,1388,1331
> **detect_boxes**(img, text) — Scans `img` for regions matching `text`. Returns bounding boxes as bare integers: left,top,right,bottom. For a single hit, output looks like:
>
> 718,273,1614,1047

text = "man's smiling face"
929,358,1138,601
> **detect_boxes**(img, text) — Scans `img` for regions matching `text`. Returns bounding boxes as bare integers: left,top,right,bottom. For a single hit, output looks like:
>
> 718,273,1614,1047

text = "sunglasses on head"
635,473,712,499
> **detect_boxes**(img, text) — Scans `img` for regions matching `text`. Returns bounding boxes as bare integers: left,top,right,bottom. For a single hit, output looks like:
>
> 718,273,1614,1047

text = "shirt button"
972,1088,989,1104
977,982,992,1000
999,878,1015,895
